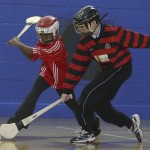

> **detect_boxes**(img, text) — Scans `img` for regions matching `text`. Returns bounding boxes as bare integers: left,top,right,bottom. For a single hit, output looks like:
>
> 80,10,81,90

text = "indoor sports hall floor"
0,118,149,150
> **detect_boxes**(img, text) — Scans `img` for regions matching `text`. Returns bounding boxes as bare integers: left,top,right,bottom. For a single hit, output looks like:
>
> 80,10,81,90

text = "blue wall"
0,0,150,119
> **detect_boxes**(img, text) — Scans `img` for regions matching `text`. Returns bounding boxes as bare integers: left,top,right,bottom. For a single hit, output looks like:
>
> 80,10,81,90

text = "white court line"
56,126,150,143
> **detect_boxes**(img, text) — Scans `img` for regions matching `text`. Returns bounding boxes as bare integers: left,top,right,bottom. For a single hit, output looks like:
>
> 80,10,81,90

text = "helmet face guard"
35,16,59,44
73,5,100,36
37,33,55,44
73,22,99,36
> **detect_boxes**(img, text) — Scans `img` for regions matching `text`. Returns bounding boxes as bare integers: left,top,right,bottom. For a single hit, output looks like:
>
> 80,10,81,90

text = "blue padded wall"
0,0,150,119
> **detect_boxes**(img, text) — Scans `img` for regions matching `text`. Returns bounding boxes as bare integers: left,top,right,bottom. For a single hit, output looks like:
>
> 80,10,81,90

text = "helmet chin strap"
82,22,100,36
82,13,108,36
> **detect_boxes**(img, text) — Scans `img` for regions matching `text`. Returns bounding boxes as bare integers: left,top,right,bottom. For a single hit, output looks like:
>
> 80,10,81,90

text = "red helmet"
35,16,59,44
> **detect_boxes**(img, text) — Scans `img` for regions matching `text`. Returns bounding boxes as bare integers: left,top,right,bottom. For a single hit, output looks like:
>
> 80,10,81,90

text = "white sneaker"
70,129,96,143
129,114,143,143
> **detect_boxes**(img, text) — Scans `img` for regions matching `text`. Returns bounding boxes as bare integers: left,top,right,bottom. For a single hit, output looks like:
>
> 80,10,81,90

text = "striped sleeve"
117,27,150,48
62,41,92,94
31,47,39,61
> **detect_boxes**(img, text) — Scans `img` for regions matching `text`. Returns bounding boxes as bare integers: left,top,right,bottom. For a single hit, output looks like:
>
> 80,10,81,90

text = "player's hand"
61,93,73,102
8,37,21,46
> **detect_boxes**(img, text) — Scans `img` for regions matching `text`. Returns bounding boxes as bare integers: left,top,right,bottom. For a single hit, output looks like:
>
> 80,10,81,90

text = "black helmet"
73,5,100,35
73,5,100,25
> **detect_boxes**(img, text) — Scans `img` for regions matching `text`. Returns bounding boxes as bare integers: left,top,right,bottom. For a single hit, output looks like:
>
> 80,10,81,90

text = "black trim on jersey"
145,37,150,47
68,68,85,76
64,78,79,86
128,32,135,47
91,43,105,50
72,58,91,66
107,42,119,48
62,88,73,94
79,36,92,45
116,26,122,35
137,34,144,47
102,30,119,38
113,49,131,66
92,42,119,54
76,48,90,56
108,46,121,58
119,29,128,46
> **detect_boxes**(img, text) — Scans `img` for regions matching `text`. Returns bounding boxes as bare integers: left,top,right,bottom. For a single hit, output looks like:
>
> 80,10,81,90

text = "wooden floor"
0,117,149,150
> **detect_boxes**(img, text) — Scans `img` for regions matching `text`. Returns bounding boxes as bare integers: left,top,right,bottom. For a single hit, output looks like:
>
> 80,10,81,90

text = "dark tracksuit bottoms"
13,76,78,126
76,61,133,132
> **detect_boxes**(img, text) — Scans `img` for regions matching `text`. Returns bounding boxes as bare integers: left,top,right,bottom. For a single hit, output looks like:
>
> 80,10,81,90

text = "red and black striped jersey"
63,24,150,94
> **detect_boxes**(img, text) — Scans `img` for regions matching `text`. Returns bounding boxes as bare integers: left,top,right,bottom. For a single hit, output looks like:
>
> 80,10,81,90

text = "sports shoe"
70,129,96,143
93,116,101,136
129,114,143,143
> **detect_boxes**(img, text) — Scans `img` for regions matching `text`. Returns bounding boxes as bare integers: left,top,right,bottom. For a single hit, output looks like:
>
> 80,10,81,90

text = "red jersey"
63,24,150,94
32,36,68,89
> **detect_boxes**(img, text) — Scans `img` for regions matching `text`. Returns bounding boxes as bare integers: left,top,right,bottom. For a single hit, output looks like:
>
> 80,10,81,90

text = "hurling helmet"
73,5,100,35
35,16,59,44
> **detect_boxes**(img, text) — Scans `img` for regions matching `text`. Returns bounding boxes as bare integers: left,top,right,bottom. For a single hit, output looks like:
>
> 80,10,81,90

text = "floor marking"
57,126,150,143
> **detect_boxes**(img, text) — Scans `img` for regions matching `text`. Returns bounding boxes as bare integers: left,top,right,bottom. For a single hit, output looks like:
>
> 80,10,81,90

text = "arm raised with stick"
17,16,41,38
